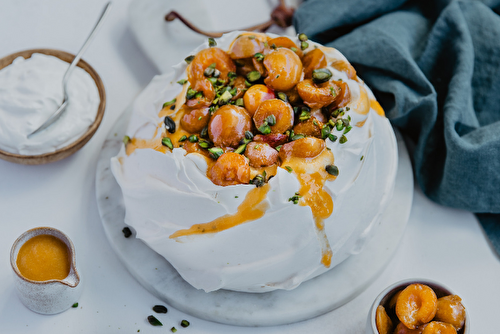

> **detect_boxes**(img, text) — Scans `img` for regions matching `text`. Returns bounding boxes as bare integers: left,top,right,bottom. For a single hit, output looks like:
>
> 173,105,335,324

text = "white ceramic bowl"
366,278,470,334
10,227,83,314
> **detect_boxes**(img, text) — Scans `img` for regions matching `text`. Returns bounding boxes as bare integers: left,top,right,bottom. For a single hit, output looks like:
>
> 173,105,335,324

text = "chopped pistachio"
171,327,177,333
325,164,339,176
208,147,224,159
186,88,197,100
162,98,177,108
298,33,308,42
219,90,233,104
147,315,163,327
258,122,271,134
161,137,173,150
275,145,282,152
178,135,187,142
152,305,168,314
336,119,344,131
208,38,217,47
301,41,309,50
291,47,298,52
312,68,332,84
291,134,305,141
250,175,265,187
284,166,293,173
200,126,209,138
177,79,187,85
321,125,331,139
247,71,261,82
234,142,248,154
339,135,348,144
266,115,276,126
299,110,311,121
360,155,364,161
198,140,211,149
254,52,264,61
344,125,352,134
188,135,198,143
277,92,288,103
72,303,79,308
328,133,338,142
235,98,244,107
184,55,195,64
123,135,130,145
245,131,254,140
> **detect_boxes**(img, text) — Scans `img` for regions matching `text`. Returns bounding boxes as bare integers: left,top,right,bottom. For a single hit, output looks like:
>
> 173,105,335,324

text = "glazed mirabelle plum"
263,48,302,91
208,152,250,186
253,99,294,134
332,80,351,108
396,284,438,330
278,137,325,160
297,79,341,109
375,305,393,334
253,133,289,148
421,321,457,334
302,48,327,79
434,295,466,331
208,105,252,148
188,47,236,82
267,36,302,57
243,84,275,116
228,34,267,59
393,322,424,334
293,116,324,138
180,106,210,133
244,142,278,168
186,78,215,107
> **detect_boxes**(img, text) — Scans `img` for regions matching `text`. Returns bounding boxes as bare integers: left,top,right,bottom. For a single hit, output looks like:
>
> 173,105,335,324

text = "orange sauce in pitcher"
16,235,70,281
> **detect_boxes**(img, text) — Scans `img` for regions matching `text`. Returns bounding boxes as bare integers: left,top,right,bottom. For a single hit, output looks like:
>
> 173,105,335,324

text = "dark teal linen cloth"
294,0,500,255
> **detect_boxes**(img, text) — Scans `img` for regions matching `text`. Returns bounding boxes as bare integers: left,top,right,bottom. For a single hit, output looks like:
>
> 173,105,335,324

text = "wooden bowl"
0,49,106,165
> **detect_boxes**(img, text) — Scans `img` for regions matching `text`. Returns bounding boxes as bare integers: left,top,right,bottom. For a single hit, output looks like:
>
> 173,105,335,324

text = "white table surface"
0,0,499,333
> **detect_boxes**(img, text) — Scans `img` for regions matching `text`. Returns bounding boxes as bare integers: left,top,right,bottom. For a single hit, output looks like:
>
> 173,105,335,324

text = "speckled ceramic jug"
10,227,83,314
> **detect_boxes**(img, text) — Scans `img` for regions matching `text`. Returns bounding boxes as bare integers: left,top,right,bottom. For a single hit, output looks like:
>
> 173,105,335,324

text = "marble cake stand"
95,106,413,327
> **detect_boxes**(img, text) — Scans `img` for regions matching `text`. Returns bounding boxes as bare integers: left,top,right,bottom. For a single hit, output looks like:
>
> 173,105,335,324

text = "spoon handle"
28,2,112,137
62,2,113,95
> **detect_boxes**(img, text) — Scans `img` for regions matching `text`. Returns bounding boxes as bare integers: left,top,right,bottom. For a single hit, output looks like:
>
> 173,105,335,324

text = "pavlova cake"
111,31,397,293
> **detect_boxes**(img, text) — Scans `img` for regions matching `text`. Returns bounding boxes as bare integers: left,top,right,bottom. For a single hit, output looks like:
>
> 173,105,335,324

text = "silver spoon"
28,2,112,138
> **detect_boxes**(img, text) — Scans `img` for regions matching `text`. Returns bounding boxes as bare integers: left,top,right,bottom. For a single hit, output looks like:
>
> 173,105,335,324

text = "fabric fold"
294,0,500,255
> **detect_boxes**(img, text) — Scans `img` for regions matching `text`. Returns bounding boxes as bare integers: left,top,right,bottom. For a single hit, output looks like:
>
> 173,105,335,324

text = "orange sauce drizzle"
17,235,70,281
370,99,385,116
169,184,270,238
250,165,278,181
356,119,367,128
282,149,336,267
353,85,370,115
126,86,192,156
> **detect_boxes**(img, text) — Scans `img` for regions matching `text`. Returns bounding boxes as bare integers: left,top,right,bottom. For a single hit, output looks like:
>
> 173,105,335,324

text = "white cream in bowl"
0,53,100,155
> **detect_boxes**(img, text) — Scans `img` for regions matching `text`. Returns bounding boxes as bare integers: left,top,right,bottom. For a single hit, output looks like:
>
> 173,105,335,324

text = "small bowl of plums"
367,278,469,334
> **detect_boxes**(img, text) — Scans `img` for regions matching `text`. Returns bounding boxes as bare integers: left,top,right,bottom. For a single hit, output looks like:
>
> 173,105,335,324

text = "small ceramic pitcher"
10,227,83,314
